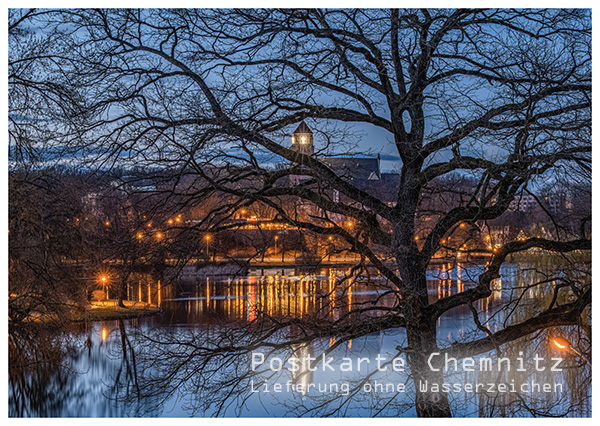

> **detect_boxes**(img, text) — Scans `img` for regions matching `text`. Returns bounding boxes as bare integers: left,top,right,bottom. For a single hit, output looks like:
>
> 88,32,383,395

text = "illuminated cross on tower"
290,121,314,157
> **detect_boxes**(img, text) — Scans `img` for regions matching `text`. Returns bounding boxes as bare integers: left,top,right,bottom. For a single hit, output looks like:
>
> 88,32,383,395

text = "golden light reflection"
206,277,210,306
157,280,161,305
329,271,336,321
493,277,502,300
348,279,353,312
184,270,399,324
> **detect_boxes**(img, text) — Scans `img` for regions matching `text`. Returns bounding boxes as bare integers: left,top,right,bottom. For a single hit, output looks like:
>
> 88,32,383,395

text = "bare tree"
9,9,591,417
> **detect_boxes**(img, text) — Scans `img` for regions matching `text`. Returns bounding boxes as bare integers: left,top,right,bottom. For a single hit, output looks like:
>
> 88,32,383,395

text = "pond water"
8,261,591,417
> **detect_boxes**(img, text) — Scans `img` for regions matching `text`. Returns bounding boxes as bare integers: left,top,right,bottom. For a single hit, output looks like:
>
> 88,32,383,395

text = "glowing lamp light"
552,337,569,350
551,336,590,365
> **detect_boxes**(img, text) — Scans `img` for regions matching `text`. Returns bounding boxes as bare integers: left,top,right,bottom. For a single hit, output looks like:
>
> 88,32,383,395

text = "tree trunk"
401,259,452,417
407,321,452,417
117,266,132,308
117,276,127,308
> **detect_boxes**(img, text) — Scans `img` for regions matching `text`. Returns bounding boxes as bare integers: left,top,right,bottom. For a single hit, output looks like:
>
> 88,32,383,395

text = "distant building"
289,121,387,188
321,157,381,181
544,189,574,214
509,193,537,212
290,121,315,157
287,121,399,220
82,192,101,215
508,187,578,214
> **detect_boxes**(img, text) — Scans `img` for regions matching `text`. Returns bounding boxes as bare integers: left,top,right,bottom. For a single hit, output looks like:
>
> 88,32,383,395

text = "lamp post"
551,336,591,365
205,234,211,261
99,275,109,301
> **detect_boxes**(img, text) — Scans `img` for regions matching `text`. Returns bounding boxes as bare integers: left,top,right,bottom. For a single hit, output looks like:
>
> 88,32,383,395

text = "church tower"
290,121,314,157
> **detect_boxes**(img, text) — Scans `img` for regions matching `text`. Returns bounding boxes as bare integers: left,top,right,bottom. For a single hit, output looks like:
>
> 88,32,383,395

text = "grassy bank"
75,300,161,322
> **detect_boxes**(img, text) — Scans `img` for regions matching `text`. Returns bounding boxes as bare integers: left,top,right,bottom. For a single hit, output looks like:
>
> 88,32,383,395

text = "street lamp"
99,275,109,300
205,234,211,260
551,336,591,365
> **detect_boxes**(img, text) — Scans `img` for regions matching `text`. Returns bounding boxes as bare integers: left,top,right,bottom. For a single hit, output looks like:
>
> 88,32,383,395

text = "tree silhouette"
9,8,591,417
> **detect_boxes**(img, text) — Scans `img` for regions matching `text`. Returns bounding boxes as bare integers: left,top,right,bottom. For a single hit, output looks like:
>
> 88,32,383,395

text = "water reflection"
146,267,401,326
9,261,591,417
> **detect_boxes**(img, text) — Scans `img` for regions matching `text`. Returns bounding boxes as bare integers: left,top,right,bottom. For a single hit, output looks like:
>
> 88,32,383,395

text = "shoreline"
75,300,161,322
